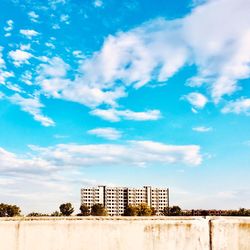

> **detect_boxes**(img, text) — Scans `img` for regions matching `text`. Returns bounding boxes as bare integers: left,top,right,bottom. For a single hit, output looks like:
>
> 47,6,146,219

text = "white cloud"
93,0,103,7
9,94,55,126
0,71,14,83
183,92,208,109
90,108,161,122
33,0,250,115
39,57,69,78
45,42,55,49
37,57,127,107
0,147,53,173
60,14,70,24
183,0,250,101
21,71,33,85
1,47,14,83
0,47,5,67
191,107,198,114
52,24,60,30
72,50,84,58
28,11,39,22
70,0,250,104
87,127,122,140
215,189,250,207
4,20,14,32
79,19,188,90
20,29,39,39
20,44,31,51
30,140,202,167
54,134,69,139
4,82,22,93
49,0,67,9
0,140,202,213
217,191,237,199
221,98,250,115
8,49,33,66
192,126,213,132
37,56,49,62
8,0,249,118
0,146,95,213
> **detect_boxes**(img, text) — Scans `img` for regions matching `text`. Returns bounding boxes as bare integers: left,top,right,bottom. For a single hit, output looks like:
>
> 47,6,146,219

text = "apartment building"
81,185,169,216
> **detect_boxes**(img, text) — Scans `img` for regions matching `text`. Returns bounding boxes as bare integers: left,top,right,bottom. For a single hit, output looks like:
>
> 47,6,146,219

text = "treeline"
0,202,156,217
0,203,21,217
185,208,250,217
161,206,250,216
1,202,250,217
26,203,155,217
27,203,108,217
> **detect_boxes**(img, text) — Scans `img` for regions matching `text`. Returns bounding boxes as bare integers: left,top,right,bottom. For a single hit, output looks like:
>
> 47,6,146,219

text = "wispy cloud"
0,146,96,213
93,0,103,8
222,98,250,115
60,14,70,24
0,47,14,83
76,0,250,104
2,0,250,118
0,92,4,99
0,139,202,212
4,20,14,36
15,0,248,119
192,126,213,132
28,11,39,22
183,92,208,109
54,134,69,139
90,109,161,122
9,49,33,66
20,29,39,39
29,141,202,167
9,94,55,127
4,20,14,31
87,127,122,140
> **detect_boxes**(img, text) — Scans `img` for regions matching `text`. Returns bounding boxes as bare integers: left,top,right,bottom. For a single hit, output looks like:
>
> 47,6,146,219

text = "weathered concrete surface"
0,217,208,250
211,217,250,250
0,217,249,250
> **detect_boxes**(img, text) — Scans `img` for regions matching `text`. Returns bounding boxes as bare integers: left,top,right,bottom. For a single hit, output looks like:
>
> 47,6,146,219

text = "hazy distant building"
81,186,169,216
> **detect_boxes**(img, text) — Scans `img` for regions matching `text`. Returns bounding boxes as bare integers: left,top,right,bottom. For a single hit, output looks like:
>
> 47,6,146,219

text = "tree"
6,205,21,217
79,204,90,216
123,205,138,216
50,211,61,216
0,203,21,217
238,208,250,216
151,207,157,216
161,207,169,216
59,203,74,216
137,203,153,216
91,203,107,216
0,203,7,217
27,212,49,217
169,206,182,216
200,210,209,216
124,204,157,216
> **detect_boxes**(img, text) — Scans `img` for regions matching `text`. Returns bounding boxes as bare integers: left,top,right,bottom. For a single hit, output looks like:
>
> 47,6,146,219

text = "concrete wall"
0,217,249,250
211,217,250,250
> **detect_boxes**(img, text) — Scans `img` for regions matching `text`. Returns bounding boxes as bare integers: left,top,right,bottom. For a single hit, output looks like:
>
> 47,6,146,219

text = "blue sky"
0,0,250,214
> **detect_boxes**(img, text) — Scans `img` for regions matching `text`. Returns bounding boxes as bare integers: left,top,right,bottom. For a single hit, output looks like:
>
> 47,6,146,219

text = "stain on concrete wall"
211,218,250,250
0,217,249,250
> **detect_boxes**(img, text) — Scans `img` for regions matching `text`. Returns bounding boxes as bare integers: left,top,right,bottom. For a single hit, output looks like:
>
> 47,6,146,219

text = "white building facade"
81,186,169,216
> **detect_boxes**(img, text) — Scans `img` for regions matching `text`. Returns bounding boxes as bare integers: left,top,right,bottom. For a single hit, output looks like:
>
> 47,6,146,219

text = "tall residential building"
81,186,169,216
